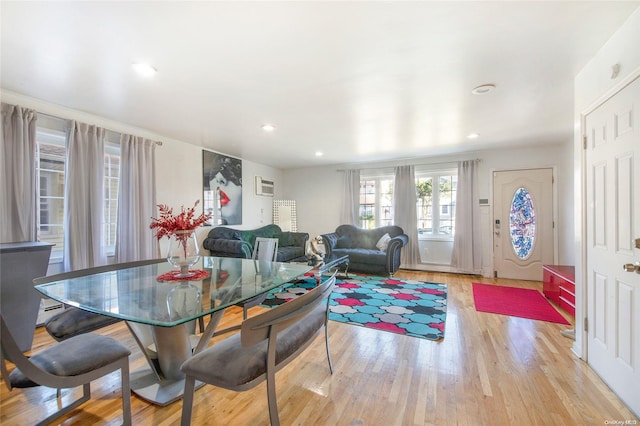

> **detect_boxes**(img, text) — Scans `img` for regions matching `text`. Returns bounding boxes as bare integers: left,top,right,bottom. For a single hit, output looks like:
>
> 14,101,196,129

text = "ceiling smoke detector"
471,84,495,95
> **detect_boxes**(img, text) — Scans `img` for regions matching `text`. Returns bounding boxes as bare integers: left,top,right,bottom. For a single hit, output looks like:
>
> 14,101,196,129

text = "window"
103,138,120,255
509,186,536,260
36,118,121,262
417,171,457,237
359,176,393,229
36,127,66,261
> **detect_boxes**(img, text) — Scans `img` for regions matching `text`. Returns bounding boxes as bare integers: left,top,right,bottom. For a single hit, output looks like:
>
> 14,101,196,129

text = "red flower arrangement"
149,200,212,240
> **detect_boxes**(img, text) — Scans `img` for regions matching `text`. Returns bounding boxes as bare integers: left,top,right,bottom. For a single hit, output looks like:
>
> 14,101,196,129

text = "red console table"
542,265,575,318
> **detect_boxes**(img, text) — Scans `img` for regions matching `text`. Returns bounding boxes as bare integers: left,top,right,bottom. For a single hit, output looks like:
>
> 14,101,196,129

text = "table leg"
154,324,191,380
126,310,227,405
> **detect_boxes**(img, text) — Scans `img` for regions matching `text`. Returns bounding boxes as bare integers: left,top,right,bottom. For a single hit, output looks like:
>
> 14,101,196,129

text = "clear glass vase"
167,230,200,278
166,282,202,333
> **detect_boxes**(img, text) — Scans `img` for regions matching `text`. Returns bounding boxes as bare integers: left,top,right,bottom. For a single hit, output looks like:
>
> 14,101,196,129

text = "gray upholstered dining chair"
210,237,281,337
241,237,280,319
180,272,337,426
37,258,166,341
0,314,132,426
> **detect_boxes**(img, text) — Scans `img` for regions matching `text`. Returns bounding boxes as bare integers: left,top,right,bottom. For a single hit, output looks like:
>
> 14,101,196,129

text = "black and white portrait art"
203,151,242,225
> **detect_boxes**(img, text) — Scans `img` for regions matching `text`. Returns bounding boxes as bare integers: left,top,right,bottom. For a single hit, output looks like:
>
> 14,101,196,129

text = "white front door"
493,169,554,281
585,75,640,416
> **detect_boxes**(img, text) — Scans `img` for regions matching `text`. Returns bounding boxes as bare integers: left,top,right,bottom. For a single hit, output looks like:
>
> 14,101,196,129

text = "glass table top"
35,256,312,327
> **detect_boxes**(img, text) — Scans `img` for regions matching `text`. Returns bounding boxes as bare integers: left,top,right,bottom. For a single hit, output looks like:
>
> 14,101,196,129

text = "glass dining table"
34,256,312,406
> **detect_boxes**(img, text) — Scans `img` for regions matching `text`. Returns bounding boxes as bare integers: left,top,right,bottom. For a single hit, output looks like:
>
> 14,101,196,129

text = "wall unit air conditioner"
255,176,274,196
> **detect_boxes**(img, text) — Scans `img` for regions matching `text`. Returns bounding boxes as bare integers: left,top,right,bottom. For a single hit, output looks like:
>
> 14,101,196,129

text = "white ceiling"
2,1,638,169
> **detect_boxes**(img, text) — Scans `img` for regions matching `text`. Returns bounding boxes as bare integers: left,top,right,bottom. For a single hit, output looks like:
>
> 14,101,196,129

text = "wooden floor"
2,270,638,425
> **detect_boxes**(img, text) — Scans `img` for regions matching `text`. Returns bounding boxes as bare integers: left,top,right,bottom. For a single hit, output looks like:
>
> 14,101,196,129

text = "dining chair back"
180,272,337,426
206,239,281,337
252,237,279,261
236,237,279,320
0,314,132,425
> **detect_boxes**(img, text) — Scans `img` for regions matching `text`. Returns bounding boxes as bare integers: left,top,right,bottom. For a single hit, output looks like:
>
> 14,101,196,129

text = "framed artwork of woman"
203,151,242,226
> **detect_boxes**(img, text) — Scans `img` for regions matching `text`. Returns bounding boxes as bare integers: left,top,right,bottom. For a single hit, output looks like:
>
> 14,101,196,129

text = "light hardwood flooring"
1,270,638,425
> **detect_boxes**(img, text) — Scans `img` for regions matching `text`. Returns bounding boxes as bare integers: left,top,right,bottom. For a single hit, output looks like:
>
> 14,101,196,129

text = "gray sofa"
321,224,408,276
202,224,308,262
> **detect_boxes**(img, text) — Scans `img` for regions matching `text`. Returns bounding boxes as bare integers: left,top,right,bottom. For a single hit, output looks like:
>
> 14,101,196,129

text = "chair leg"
181,376,197,426
121,359,132,426
325,324,334,374
38,384,91,426
266,367,280,426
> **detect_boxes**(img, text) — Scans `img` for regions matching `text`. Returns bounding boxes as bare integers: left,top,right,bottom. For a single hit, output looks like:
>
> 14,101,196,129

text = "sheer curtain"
115,134,158,262
340,169,360,225
0,103,38,243
393,165,420,266
64,121,106,270
451,160,482,274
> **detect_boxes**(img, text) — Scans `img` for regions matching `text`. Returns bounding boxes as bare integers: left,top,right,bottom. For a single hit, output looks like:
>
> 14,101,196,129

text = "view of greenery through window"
359,172,457,237
359,178,393,229
417,173,456,236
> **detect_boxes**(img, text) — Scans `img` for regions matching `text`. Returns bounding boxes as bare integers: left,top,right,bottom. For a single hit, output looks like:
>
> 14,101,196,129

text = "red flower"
149,200,211,240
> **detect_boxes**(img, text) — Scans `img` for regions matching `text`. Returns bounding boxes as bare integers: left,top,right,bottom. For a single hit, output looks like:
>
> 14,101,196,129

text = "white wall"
573,6,640,358
283,141,575,277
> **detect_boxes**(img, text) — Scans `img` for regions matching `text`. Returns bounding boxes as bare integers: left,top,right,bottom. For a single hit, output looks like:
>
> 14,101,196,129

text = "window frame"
102,133,121,257
359,171,394,229
36,126,67,262
416,168,457,241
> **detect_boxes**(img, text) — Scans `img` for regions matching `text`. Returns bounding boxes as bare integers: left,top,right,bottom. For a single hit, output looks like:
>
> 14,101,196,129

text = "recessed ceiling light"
315,151,324,157
132,62,157,77
471,84,495,95
261,124,276,132
467,133,480,139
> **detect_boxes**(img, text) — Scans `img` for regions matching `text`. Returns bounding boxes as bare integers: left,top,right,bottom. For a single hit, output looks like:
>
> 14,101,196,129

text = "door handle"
623,263,640,274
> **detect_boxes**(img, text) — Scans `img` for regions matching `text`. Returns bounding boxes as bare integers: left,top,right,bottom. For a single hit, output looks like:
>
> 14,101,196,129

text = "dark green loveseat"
202,224,309,262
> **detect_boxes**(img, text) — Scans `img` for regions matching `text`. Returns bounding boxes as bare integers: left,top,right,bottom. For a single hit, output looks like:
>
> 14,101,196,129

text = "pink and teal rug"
262,273,447,341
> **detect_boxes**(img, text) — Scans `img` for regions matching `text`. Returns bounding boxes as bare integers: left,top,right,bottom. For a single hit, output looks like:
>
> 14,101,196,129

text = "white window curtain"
340,169,360,225
393,165,420,266
115,134,158,262
451,160,482,274
0,103,38,243
64,121,106,270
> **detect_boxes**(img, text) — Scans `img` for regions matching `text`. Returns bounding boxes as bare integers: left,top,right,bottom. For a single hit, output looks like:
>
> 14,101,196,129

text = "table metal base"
130,368,204,406
126,310,226,405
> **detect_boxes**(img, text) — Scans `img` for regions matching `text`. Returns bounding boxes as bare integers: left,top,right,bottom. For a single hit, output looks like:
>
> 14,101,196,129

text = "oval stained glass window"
509,187,536,260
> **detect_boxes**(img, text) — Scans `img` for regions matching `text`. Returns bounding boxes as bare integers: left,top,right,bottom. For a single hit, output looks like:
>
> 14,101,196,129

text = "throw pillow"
376,233,392,252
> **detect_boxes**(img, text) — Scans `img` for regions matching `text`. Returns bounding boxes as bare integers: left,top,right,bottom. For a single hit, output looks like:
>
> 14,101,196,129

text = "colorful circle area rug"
262,274,447,341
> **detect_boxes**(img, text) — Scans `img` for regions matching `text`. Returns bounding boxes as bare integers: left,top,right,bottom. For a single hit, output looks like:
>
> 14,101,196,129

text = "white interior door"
585,75,640,416
493,169,554,281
